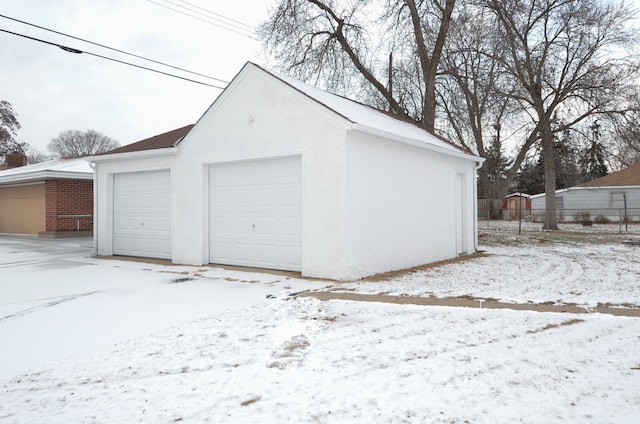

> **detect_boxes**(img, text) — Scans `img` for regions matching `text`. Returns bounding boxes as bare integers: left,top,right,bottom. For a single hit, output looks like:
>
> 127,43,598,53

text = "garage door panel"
209,156,302,271
113,170,171,259
0,184,46,235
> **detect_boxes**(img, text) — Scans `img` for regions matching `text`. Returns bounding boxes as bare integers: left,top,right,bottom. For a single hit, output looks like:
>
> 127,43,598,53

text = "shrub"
594,214,610,224
573,211,591,222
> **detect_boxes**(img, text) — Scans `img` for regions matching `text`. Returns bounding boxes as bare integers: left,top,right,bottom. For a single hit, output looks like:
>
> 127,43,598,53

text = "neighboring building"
0,158,93,236
530,163,640,221
503,193,531,220
89,62,483,280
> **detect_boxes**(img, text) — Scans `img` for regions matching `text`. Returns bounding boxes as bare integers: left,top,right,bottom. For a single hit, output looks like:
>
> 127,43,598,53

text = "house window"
611,192,627,209
555,196,564,209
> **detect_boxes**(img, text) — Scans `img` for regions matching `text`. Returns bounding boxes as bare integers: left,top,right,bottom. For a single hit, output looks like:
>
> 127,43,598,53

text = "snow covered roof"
0,158,93,185
505,192,531,198
255,63,481,162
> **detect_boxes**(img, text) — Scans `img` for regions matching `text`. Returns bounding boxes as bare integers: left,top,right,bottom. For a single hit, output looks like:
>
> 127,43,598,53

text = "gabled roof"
0,158,92,186
99,125,194,155
577,163,640,188
505,192,531,198
251,63,476,159
90,63,480,163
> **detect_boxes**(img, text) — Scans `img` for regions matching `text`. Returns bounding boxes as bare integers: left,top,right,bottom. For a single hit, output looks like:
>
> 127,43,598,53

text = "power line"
0,28,227,89
173,0,256,31
147,0,258,39
0,13,229,84
149,0,257,36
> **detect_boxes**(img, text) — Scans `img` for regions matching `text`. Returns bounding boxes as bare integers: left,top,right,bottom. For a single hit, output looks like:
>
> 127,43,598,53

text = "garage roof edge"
350,123,484,163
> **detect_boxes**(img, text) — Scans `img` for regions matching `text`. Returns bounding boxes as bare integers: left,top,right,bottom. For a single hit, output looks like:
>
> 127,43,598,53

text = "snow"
0,158,92,177
0,158,92,185
1,225,640,423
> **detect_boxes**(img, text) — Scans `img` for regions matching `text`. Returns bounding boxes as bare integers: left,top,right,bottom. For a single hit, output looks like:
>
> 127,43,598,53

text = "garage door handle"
141,222,145,226
252,224,255,228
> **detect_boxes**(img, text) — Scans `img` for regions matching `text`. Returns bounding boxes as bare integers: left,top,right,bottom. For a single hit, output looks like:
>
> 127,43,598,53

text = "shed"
89,62,484,280
0,158,93,236
530,163,640,221
503,193,531,220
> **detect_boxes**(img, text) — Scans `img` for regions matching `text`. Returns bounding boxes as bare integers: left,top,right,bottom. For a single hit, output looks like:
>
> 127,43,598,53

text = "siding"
531,186,640,219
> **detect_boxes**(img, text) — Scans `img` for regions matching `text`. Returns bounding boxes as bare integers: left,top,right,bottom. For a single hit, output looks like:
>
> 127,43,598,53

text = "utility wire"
0,28,226,89
147,0,258,39
173,0,256,31
0,13,229,84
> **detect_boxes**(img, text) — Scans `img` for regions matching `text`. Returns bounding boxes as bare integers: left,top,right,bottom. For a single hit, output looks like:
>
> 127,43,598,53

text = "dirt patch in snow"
358,251,491,282
300,291,640,318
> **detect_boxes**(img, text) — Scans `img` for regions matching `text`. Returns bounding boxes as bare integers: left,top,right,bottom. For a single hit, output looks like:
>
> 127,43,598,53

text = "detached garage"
0,158,93,237
90,62,483,280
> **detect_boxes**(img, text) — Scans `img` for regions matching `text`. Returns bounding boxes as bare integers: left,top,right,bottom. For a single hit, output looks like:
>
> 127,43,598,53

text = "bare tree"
486,0,638,229
439,6,519,204
26,146,51,164
259,0,457,133
48,129,119,158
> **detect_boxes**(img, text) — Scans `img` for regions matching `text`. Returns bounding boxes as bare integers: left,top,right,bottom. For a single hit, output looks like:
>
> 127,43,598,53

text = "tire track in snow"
0,291,99,323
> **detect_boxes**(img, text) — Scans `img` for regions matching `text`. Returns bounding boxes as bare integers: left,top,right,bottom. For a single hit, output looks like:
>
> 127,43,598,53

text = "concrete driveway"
0,235,326,379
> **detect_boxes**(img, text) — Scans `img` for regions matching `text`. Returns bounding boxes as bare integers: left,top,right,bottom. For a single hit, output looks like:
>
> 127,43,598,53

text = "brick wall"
45,179,93,232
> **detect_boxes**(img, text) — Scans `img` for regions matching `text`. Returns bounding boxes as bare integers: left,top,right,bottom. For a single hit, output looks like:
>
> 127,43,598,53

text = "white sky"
3,0,639,156
0,0,278,153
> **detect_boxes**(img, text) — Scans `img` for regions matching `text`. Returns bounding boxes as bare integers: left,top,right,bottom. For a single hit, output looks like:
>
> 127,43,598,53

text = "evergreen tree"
516,156,545,194
516,129,582,194
477,135,512,198
579,120,608,182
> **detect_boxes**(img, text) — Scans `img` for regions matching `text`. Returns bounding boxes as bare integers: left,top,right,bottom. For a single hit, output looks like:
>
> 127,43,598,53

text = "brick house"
0,158,93,237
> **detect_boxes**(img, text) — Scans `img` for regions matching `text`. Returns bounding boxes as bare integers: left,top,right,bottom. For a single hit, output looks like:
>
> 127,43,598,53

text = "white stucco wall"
93,153,176,258
173,67,351,279
345,131,478,279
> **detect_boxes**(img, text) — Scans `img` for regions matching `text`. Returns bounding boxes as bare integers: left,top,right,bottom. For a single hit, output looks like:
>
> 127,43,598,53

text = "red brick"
44,180,93,232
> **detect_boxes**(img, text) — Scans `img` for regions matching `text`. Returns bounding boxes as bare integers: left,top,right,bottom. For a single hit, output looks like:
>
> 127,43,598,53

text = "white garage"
90,63,483,280
113,170,172,259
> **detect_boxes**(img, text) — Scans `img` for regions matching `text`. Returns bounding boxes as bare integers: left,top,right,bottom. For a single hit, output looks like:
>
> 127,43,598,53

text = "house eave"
0,171,93,186
530,185,640,199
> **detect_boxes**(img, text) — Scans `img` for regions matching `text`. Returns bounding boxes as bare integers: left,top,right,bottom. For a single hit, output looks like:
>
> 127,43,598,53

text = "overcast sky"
1,0,277,153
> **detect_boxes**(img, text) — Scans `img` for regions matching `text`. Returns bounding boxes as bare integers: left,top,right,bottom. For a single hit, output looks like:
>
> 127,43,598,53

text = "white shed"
530,163,640,221
90,62,483,280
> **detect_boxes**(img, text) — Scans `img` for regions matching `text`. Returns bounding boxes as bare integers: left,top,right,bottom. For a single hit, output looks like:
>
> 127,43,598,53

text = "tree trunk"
540,123,558,230
423,78,436,133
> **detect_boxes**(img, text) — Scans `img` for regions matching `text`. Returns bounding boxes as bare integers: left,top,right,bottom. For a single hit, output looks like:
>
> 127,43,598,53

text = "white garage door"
209,156,302,271
113,170,172,259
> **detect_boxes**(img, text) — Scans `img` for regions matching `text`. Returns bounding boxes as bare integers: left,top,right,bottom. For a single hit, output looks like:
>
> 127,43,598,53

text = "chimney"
4,153,28,168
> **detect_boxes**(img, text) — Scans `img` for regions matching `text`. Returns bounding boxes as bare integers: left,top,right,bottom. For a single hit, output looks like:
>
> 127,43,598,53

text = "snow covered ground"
1,226,640,423
337,221,640,307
